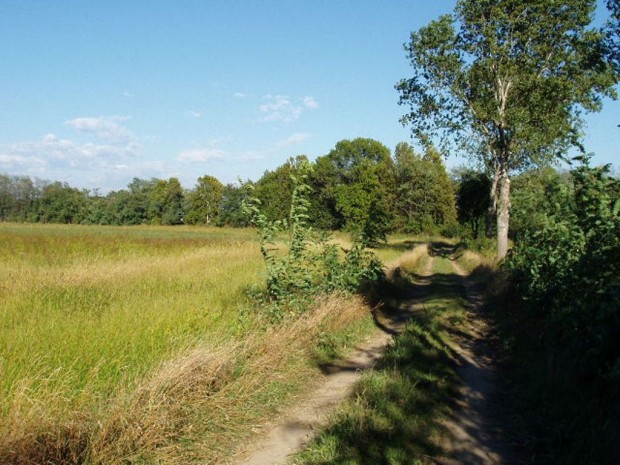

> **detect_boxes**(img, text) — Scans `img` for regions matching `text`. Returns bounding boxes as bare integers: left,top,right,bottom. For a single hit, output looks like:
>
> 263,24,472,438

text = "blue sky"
1,0,618,192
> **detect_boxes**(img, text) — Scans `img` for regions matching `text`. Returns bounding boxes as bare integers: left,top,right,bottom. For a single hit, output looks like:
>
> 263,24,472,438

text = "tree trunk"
485,163,499,238
496,169,511,260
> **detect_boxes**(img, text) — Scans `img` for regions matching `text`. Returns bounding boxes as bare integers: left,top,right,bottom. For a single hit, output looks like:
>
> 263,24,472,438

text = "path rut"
438,259,517,465
231,255,436,465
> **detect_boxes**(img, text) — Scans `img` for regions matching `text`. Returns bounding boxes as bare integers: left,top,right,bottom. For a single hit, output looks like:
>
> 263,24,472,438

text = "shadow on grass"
294,260,469,465
428,241,466,261
374,239,427,253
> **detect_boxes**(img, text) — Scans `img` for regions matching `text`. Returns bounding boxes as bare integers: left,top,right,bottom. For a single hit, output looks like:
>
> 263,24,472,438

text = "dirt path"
231,249,517,465
231,255,436,465
439,259,517,465
232,331,392,465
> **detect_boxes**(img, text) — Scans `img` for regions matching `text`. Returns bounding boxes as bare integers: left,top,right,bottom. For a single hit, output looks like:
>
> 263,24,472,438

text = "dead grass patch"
0,292,374,465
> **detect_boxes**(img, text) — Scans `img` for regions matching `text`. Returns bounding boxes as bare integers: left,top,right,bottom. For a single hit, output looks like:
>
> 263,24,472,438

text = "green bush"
503,161,620,464
243,162,385,321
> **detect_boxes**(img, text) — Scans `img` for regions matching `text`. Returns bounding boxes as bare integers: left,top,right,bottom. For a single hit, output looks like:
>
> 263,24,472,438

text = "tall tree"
397,0,618,258
36,182,89,224
314,138,395,244
393,142,457,234
185,175,224,225
254,156,309,223
216,183,250,227
148,178,184,225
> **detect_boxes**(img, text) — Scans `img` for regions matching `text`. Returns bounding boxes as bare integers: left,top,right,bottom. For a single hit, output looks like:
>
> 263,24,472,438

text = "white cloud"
258,94,319,123
303,96,319,109
123,91,134,98
259,95,302,123
0,132,140,179
274,133,312,149
186,110,203,119
177,148,226,162
233,92,247,98
65,116,133,143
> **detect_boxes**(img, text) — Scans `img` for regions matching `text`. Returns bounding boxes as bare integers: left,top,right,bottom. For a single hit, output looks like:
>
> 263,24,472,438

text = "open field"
1,223,262,405
0,223,378,464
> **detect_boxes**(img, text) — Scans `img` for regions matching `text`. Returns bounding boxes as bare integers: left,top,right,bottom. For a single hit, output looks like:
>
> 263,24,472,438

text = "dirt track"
438,260,517,465
231,248,517,465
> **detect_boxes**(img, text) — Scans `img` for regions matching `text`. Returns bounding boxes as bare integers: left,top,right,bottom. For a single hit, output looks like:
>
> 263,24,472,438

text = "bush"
503,161,620,464
243,162,385,321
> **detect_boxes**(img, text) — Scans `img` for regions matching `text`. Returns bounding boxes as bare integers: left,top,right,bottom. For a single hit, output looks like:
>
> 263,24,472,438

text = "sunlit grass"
294,242,473,465
0,223,382,464
0,224,262,414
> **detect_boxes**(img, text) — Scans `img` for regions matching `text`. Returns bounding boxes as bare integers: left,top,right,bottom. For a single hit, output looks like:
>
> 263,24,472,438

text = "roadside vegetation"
497,162,620,465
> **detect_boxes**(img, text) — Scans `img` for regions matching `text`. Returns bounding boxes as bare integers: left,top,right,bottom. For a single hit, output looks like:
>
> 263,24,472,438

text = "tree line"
0,137,461,243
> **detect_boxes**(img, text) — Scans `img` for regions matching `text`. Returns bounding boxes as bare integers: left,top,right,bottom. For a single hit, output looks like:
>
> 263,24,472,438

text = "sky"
1,0,618,193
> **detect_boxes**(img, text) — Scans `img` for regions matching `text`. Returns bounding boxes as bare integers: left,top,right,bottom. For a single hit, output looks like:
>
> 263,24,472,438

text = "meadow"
0,223,261,402
0,223,379,464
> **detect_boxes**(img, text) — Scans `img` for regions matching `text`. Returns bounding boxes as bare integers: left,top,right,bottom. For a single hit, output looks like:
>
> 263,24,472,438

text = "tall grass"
0,223,263,462
0,223,378,464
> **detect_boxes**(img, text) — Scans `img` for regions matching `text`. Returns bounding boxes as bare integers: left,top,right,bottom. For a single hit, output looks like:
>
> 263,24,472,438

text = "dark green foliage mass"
504,161,620,464
35,182,90,224
310,138,396,245
454,169,491,239
393,142,457,235
253,156,309,223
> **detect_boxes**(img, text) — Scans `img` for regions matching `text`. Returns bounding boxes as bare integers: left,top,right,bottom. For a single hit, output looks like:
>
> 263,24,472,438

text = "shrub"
243,162,384,320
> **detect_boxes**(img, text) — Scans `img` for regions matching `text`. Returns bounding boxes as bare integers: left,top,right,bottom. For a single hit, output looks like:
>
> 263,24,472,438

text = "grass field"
1,223,262,400
0,223,379,464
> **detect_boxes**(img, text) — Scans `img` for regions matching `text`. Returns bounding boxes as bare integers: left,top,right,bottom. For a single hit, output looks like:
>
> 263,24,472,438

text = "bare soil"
438,260,518,465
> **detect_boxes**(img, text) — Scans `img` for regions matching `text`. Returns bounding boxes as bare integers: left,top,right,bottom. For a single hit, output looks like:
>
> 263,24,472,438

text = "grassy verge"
293,244,472,465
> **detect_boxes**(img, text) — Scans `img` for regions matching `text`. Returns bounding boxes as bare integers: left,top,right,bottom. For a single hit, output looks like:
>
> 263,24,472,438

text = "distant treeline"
0,138,462,238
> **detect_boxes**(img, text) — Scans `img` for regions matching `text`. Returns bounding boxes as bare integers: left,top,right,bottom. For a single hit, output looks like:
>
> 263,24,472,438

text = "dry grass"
385,243,429,279
0,223,376,464
456,249,510,296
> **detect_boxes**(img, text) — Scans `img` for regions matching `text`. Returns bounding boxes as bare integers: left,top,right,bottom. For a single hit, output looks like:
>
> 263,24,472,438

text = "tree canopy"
397,0,619,258
311,138,395,245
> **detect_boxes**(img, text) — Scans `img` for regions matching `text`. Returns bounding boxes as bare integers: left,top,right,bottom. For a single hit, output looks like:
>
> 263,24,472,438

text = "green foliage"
184,175,224,225
310,138,396,245
35,182,90,224
454,168,490,239
254,156,309,223
397,0,619,257
147,177,184,225
504,161,620,463
510,167,574,241
216,182,251,227
394,142,457,235
244,161,384,320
